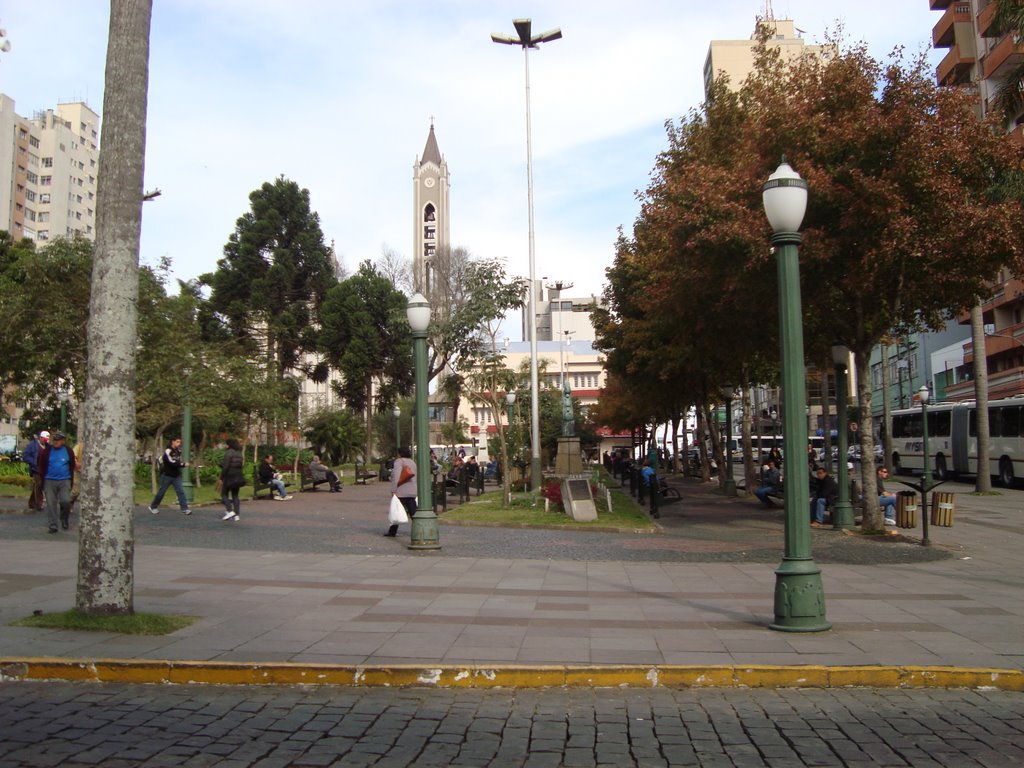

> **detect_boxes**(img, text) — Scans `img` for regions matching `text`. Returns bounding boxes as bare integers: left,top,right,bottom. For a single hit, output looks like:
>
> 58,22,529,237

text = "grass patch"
12,609,197,635
441,488,657,530
968,490,1003,496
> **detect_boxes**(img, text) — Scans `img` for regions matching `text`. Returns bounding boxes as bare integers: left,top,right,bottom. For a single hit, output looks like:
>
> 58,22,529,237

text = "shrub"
541,479,564,512
0,461,29,477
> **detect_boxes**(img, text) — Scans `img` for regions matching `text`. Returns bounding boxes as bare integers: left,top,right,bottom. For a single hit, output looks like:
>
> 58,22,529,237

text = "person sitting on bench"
258,455,292,500
754,459,782,507
810,466,838,527
310,455,342,492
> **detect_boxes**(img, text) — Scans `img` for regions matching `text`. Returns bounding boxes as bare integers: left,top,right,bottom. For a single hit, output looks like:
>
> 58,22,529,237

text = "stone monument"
555,379,583,475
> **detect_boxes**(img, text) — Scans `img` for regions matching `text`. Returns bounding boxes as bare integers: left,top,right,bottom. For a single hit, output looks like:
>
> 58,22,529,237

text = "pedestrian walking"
219,438,245,522
148,437,192,515
37,431,76,533
22,430,48,512
386,446,416,537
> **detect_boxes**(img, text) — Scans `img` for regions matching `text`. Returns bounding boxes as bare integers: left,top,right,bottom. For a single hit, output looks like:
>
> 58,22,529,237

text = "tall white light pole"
492,18,561,492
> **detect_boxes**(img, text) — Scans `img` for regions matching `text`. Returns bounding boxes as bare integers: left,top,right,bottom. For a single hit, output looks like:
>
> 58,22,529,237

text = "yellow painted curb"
2,659,1022,690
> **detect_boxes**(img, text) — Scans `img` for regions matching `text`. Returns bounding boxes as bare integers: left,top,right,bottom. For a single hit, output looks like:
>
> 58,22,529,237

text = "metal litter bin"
930,491,955,527
896,490,918,529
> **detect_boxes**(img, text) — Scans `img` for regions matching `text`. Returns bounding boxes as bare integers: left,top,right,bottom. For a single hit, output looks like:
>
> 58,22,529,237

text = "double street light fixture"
491,18,561,493
762,158,829,633
407,293,440,550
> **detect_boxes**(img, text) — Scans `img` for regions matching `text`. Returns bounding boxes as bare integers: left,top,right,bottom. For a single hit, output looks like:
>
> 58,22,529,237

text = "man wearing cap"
21,431,49,512
37,431,76,533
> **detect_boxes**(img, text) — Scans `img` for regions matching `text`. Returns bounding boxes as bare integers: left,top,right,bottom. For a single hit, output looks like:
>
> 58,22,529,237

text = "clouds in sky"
3,1,941,305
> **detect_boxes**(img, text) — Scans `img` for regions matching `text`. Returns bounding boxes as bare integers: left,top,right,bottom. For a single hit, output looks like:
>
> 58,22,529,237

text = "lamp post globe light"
919,385,932,547
830,344,855,529
722,385,737,497
762,158,829,632
406,293,440,550
492,18,561,493
505,391,517,493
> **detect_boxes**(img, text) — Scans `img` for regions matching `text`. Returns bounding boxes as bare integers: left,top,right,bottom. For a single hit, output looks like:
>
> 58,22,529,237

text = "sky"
3,1,942,329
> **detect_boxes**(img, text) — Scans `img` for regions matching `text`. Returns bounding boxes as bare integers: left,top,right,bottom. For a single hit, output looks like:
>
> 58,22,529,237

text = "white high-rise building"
0,94,99,244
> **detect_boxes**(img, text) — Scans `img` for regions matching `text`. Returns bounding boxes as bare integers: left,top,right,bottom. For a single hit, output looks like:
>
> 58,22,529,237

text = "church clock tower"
412,121,450,294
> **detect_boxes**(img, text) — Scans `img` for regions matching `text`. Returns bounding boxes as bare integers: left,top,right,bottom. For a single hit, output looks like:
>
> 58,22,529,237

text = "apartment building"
0,94,99,244
929,1,1024,402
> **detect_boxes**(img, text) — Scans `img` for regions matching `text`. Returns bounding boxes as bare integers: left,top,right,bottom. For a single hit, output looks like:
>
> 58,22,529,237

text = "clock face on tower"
424,177,436,188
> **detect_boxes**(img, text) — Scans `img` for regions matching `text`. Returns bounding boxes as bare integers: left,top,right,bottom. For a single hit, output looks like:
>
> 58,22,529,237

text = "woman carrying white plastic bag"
386,446,416,537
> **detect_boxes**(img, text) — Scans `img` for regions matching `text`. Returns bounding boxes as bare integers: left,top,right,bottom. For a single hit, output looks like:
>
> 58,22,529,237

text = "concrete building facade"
0,95,99,244
703,18,829,100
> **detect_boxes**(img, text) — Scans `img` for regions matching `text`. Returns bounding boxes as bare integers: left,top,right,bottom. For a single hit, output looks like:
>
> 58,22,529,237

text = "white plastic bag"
389,494,409,524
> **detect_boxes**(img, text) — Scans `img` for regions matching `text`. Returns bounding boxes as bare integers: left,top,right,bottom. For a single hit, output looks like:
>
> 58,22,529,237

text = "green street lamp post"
393,405,402,454
492,18,561,492
722,385,737,497
407,293,441,550
57,389,69,434
181,403,193,503
830,344,855,529
763,158,830,632
919,385,932,547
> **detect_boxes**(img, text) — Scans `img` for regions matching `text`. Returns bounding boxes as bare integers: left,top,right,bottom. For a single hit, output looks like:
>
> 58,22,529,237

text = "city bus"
889,397,1024,485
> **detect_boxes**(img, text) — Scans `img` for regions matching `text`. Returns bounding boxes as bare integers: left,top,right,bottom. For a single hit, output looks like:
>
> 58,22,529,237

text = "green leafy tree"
204,176,335,380
303,407,366,466
0,236,92,416
318,261,413,462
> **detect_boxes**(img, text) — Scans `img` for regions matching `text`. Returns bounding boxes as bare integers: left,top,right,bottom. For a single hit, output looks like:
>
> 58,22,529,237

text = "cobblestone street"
2,681,1023,767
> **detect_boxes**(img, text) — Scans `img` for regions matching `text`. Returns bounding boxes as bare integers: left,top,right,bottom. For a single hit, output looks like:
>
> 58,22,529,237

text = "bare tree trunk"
76,0,152,615
881,341,893,473
855,348,883,532
971,303,992,492
364,380,374,465
742,385,755,493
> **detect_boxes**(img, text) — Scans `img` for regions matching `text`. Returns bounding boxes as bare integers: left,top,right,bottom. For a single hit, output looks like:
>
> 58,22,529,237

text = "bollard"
930,492,955,527
896,490,918,529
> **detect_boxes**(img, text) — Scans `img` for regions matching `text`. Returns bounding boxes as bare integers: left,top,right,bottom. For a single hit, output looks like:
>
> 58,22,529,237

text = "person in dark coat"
810,466,839,527
220,438,245,522
22,430,49,512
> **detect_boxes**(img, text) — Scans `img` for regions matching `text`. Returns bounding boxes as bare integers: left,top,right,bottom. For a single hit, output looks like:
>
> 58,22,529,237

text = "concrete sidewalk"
1,475,1022,688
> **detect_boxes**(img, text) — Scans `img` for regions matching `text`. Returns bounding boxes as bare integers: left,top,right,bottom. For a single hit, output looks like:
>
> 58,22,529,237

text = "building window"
25,190,36,202
25,171,37,183
39,193,50,203
29,136,40,148
42,157,52,167
41,176,51,186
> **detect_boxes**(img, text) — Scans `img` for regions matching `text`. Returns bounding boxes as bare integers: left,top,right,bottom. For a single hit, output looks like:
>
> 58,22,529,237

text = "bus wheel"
892,454,902,474
999,457,1014,488
934,454,947,481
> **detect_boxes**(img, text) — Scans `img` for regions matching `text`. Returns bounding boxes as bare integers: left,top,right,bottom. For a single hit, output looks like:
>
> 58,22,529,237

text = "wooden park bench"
252,465,293,500
353,462,377,485
299,464,333,492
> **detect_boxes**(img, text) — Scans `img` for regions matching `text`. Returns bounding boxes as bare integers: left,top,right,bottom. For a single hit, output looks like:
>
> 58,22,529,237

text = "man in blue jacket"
21,430,49,512
38,431,76,533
